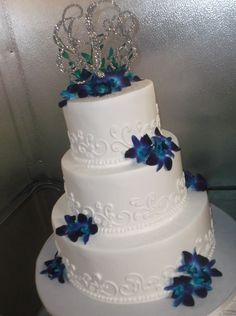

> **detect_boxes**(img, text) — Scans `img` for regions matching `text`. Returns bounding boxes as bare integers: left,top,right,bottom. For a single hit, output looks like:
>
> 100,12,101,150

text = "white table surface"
36,205,236,316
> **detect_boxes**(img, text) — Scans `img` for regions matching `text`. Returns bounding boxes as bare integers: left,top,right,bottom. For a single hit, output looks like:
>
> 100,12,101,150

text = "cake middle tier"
62,134,186,234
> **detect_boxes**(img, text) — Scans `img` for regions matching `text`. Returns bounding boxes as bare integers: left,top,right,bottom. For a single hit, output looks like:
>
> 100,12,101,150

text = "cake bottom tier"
52,191,215,304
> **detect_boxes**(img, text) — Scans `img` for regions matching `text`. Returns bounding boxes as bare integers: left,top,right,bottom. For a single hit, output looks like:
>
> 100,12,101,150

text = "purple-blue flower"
40,253,65,283
58,46,142,106
178,250,222,279
105,67,132,90
125,128,180,171
77,83,94,98
56,214,98,244
164,276,195,307
165,249,222,307
191,273,213,298
58,67,141,106
93,81,112,96
184,171,208,191
125,134,153,163
146,128,180,171
59,90,77,107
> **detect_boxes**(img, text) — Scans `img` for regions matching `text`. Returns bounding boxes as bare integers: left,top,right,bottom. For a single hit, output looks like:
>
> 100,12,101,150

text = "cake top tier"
54,1,161,169
63,79,161,168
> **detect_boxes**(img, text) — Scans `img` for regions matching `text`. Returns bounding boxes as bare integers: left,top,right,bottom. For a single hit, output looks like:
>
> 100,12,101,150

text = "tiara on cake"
53,0,141,106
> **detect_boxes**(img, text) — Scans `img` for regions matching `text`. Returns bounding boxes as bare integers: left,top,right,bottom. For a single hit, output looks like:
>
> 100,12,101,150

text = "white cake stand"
35,205,236,316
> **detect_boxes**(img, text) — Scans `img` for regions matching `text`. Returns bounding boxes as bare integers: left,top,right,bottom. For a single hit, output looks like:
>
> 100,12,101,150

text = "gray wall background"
0,0,236,219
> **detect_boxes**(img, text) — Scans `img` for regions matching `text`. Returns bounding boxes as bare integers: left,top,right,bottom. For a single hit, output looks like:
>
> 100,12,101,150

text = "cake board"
35,205,236,316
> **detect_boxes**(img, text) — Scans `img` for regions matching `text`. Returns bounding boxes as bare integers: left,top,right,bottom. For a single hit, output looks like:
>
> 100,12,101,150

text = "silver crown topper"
53,0,139,80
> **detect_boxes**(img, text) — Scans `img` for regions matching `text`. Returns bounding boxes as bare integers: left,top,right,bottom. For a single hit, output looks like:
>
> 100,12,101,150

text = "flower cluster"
164,249,222,307
40,253,66,283
56,214,98,244
59,48,141,107
125,128,180,171
184,170,208,191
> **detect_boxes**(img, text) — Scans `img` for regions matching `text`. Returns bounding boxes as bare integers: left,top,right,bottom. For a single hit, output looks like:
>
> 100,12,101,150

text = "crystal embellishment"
53,0,139,80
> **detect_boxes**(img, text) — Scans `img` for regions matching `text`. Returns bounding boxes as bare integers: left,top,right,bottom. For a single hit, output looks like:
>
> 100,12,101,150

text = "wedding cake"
43,0,220,307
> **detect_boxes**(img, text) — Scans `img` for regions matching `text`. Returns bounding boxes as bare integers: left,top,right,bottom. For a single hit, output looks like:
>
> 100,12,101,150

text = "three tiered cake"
43,0,220,307
52,78,215,304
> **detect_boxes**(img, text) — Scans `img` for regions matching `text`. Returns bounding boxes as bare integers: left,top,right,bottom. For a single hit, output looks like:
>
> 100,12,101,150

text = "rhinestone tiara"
53,0,139,80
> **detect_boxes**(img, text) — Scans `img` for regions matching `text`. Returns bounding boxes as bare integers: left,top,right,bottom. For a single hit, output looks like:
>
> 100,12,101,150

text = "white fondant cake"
63,80,160,168
51,79,215,304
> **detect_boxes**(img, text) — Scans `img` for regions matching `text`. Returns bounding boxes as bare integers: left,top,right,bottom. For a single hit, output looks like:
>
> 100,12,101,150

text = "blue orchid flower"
146,128,180,171
184,171,208,191
191,273,213,298
58,65,141,107
105,67,135,91
125,128,180,171
56,214,98,244
41,253,65,283
79,215,99,244
164,276,195,307
125,134,153,163
60,90,77,99
93,81,112,97
178,250,222,279
165,249,222,307
77,83,94,98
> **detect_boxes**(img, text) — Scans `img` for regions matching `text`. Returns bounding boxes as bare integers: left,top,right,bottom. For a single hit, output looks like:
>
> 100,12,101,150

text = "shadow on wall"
37,307,51,316
0,188,62,316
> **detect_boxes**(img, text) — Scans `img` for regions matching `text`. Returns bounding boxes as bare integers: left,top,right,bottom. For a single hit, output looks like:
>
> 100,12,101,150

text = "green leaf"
74,69,82,79
81,52,92,64
100,58,106,72
62,50,70,59
108,47,114,60
111,56,119,69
